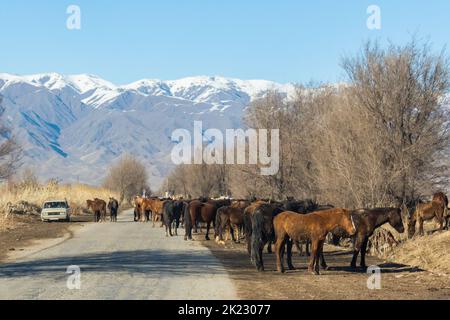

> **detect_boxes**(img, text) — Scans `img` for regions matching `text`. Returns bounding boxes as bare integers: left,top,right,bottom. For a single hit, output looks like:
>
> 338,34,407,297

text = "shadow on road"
0,249,227,279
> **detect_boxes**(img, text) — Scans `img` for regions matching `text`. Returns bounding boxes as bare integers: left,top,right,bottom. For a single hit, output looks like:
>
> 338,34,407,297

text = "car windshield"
44,202,67,209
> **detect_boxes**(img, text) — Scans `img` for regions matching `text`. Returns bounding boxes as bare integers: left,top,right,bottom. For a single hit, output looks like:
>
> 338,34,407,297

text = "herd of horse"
86,198,119,223
126,192,449,275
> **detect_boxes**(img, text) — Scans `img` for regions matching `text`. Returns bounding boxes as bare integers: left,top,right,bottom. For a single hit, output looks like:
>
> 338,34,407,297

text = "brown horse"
408,192,448,238
184,200,217,241
134,196,147,222
274,208,356,275
87,199,107,223
149,198,167,227
137,197,152,222
433,192,449,230
214,206,245,244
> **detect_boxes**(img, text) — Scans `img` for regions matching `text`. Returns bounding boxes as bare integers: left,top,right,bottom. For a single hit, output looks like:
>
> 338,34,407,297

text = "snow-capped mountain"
0,73,296,189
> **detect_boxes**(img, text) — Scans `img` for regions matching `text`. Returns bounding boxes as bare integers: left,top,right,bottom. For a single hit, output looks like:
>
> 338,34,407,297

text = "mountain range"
0,73,296,189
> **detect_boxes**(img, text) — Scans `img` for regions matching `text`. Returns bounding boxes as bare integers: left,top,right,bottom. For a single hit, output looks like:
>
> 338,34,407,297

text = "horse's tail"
215,208,223,237
251,207,267,270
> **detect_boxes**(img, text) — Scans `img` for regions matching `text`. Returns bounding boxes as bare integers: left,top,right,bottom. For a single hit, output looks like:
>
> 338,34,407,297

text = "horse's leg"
320,251,328,270
275,236,287,273
418,217,425,236
309,240,320,275
316,240,325,274
295,241,303,257
258,244,264,271
169,220,173,237
205,222,211,240
351,235,361,269
175,218,179,236
306,240,311,257
360,237,369,269
438,213,444,231
233,224,240,243
193,216,198,234
267,241,272,254
286,239,295,270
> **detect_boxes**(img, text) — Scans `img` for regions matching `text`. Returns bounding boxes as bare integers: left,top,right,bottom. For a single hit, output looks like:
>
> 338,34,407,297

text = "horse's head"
86,200,93,209
342,210,357,236
388,208,405,234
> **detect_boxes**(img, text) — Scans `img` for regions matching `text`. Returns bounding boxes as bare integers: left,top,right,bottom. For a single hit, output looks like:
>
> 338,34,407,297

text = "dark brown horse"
408,192,448,238
107,197,119,222
336,208,405,269
243,200,269,255
274,208,356,275
184,200,217,241
87,198,107,223
214,206,245,244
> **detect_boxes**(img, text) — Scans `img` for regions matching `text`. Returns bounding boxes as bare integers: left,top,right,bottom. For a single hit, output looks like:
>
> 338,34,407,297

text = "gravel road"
0,209,237,300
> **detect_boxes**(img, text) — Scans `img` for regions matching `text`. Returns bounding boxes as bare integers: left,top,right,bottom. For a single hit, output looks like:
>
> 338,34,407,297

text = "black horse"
250,203,283,272
163,200,184,237
108,198,119,222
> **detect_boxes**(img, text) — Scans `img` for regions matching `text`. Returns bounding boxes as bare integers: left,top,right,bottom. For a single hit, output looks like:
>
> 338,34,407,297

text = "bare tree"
341,39,450,204
0,95,21,181
103,154,150,204
165,39,450,208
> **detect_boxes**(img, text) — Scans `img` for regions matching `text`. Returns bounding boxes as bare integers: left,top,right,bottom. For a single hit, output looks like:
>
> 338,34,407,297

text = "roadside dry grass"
388,231,450,275
0,182,119,231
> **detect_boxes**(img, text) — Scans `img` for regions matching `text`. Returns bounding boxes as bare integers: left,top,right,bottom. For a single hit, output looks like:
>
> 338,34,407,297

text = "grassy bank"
0,181,119,231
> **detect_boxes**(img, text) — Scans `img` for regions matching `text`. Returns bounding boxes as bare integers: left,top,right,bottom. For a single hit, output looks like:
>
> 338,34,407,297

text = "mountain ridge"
0,73,295,189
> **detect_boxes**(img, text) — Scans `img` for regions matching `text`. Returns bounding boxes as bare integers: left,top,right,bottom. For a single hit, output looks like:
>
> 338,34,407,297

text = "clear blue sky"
0,0,449,84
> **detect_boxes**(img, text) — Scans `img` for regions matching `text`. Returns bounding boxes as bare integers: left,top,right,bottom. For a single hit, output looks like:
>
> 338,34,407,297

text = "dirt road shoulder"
0,215,91,263
202,239,450,300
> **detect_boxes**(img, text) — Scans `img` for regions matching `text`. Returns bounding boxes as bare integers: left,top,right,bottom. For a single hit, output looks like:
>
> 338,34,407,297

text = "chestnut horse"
184,200,217,241
149,198,167,227
274,208,356,275
408,192,448,238
87,199,107,223
134,196,148,222
214,206,245,244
